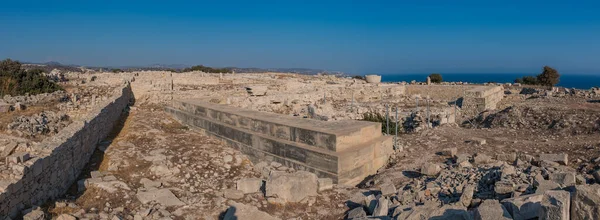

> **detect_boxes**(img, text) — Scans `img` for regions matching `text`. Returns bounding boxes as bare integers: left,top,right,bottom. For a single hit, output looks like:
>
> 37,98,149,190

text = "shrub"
0,59,62,96
182,65,231,73
362,112,399,134
429,73,442,83
537,66,560,87
351,75,366,80
515,76,538,85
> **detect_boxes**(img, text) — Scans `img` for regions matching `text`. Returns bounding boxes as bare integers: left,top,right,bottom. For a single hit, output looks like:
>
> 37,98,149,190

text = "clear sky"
1,0,599,74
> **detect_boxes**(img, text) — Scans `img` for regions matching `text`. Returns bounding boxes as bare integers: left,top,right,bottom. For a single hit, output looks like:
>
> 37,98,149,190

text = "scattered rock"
474,200,512,220
223,201,280,220
265,171,318,203
539,190,570,220
420,163,441,176
136,188,185,207
318,178,334,192
236,178,263,194
501,194,543,220
539,153,568,165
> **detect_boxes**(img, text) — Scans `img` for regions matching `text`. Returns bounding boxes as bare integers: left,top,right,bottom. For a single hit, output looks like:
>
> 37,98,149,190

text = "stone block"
474,199,512,220
501,194,543,220
317,178,333,192
420,163,441,176
237,178,263,194
372,197,389,217
539,153,568,165
571,185,600,219
474,153,493,164
223,201,280,220
539,190,570,220
223,189,244,200
265,171,318,203
495,180,514,195
379,182,396,196
440,148,457,157
548,172,576,187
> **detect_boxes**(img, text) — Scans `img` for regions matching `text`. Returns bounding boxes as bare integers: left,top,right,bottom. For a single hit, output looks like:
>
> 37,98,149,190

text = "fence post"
426,98,430,128
386,104,389,135
395,107,399,150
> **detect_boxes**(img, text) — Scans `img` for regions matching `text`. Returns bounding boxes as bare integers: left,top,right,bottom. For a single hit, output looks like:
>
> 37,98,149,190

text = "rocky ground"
29,105,352,220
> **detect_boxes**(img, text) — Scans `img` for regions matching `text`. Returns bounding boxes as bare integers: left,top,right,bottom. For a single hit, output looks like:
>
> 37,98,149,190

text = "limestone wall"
462,86,504,113
0,84,133,217
405,85,478,101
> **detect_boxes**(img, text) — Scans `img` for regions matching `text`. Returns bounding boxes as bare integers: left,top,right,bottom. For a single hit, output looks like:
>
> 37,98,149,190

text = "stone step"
171,99,384,152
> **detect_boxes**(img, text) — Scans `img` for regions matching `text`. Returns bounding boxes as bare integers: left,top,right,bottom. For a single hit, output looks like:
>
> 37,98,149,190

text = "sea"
379,73,600,90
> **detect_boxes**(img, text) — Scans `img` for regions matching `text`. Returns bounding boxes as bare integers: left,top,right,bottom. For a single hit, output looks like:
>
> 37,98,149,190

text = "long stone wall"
0,84,133,218
166,99,394,186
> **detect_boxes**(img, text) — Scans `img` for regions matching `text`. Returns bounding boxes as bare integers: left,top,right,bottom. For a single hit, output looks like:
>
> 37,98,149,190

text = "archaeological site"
1,70,600,220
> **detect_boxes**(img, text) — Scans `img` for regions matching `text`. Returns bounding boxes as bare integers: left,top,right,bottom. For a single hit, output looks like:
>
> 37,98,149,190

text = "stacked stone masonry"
462,86,504,112
165,99,394,186
0,84,133,218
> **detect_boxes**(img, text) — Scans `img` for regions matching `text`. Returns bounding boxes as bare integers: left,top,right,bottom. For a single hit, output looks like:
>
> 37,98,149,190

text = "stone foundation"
165,99,394,186
0,84,133,218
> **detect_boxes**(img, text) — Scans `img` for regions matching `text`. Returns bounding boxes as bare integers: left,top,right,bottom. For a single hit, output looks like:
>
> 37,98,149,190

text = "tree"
536,66,560,87
429,73,443,83
0,59,62,96
515,76,538,85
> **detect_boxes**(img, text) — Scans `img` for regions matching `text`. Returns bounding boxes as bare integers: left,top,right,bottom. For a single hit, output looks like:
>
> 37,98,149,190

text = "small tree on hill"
536,66,560,87
429,73,443,83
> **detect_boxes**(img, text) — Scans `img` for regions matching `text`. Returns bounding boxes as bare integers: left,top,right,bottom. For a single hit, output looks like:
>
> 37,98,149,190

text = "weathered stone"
223,201,280,220
501,165,516,178
548,172,575,187
90,170,103,179
474,154,493,164
6,152,30,164
372,197,389,217
501,194,543,220
56,214,77,220
459,160,473,168
534,179,561,194
495,180,514,195
347,207,367,219
223,189,245,200
140,178,162,188
440,148,457,157
571,184,600,220
318,178,333,192
265,171,318,203
420,163,441,176
136,188,185,207
459,185,475,207
456,154,470,164
539,153,568,165
471,138,487,145
429,205,472,220
379,182,396,196
474,200,512,220
236,178,263,194
496,153,517,163
539,190,570,220
23,209,45,220
592,170,600,184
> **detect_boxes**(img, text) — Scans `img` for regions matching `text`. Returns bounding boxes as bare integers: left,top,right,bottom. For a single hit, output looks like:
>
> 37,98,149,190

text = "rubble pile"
348,152,590,219
6,111,70,137
475,105,600,134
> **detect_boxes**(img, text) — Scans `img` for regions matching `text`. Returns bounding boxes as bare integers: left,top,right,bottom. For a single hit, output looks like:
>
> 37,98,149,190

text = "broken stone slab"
223,201,280,220
347,207,367,219
469,138,487,145
571,184,600,219
223,189,245,200
6,152,30,164
0,141,18,158
534,179,561,194
265,171,318,203
474,200,512,220
539,153,568,166
459,185,475,207
318,178,333,192
496,153,517,163
420,163,441,176
379,182,396,196
22,209,45,220
501,165,516,178
474,153,493,164
237,178,263,194
539,190,570,220
501,194,543,220
90,170,103,179
56,214,77,220
429,205,472,220
136,188,185,207
495,180,515,195
372,197,389,217
140,178,162,188
548,172,576,187
440,148,457,157
455,154,470,164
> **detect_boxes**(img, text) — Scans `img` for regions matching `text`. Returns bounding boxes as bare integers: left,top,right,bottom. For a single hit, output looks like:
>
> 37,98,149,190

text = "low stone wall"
0,84,133,218
166,99,394,186
405,85,478,101
463,86,504,113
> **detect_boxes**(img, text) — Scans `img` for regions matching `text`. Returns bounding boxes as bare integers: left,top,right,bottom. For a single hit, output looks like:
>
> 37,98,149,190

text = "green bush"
514,66,560,86
362,112,400,134
182,65,231,73
0,59,62,96
429,73,442,83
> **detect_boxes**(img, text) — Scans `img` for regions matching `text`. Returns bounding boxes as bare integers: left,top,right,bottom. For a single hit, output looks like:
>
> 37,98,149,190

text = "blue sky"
1,1,599,74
